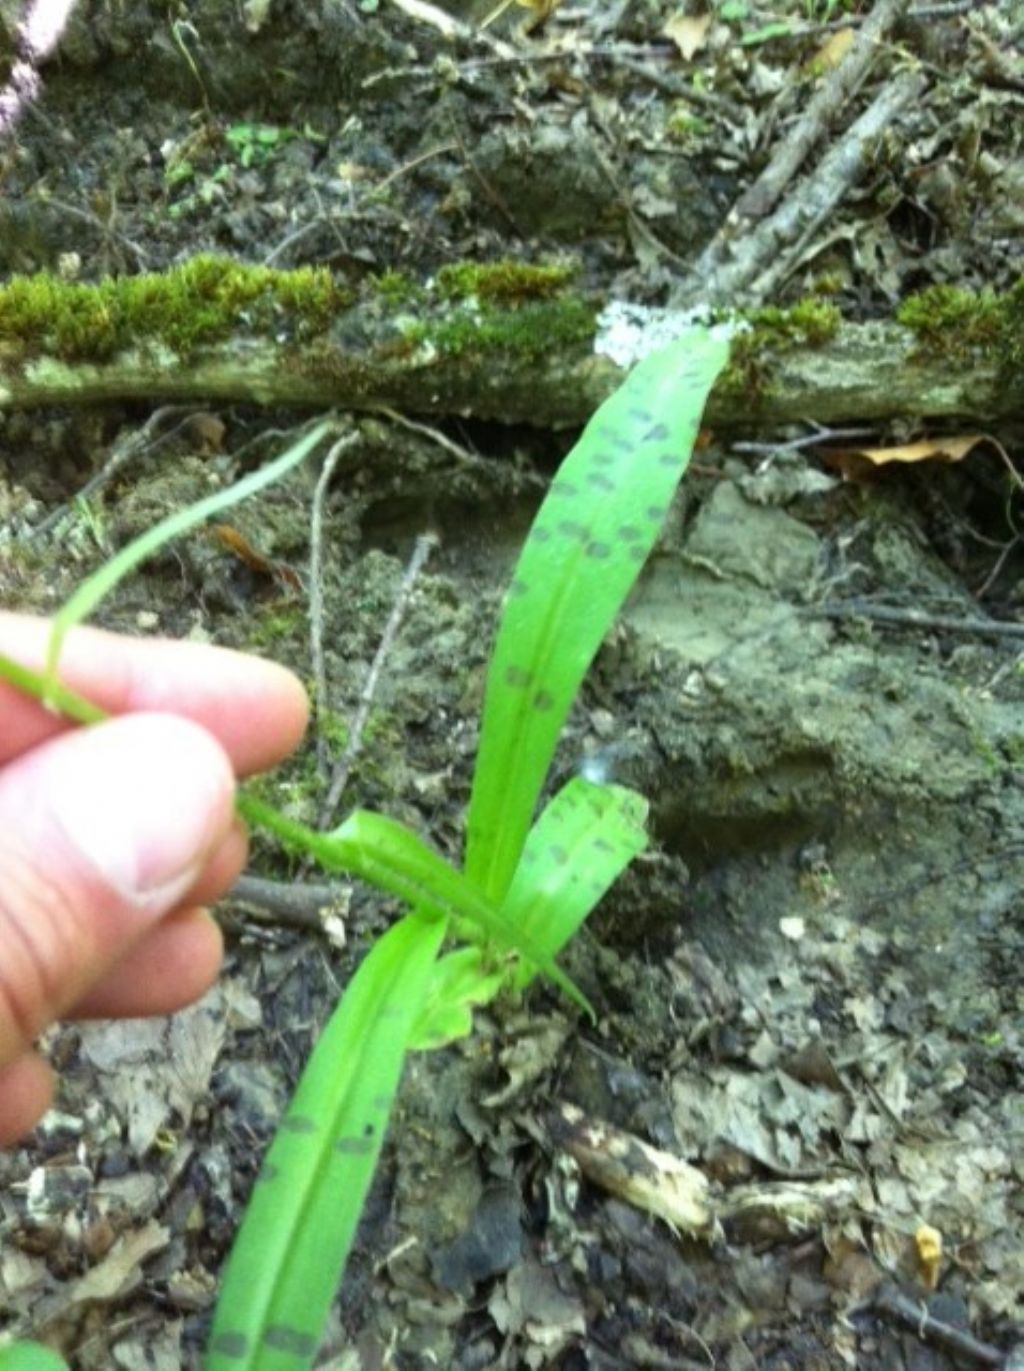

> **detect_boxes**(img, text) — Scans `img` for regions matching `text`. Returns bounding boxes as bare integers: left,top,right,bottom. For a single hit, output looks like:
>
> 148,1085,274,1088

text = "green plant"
0,327,728,1369
0,1343,69,1371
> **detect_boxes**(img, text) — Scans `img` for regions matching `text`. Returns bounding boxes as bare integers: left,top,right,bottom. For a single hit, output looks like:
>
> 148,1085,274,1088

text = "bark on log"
0,316,1017,430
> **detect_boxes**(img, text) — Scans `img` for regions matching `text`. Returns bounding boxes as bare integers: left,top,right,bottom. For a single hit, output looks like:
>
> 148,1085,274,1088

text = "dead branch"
733,0,912,224
674,66,928,306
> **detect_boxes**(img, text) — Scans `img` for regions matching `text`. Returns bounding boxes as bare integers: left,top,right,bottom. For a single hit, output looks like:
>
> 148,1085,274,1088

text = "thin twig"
263,219,323,268
613,53,747,118
372,142,458,196
309,431,360,781
363,43,743,116
318,529,439,830
224,874,348,934
373,405,488,469
978,432,1024,495
451,123,521,236
974,534,1022,601
867,1285,1005,1368
24,406,194,541
812,599,1024,639
590,134,689,270
731,424,878,457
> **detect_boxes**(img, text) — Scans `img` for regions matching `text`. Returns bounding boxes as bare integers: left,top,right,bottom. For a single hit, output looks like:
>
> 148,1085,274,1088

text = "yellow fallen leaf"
915,1223,942,1291
663,12,712,60
807,26,855,71
823,434,988,482
480,0,561,28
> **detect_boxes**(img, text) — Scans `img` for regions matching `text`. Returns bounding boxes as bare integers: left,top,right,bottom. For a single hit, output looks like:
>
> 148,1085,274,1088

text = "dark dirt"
1,1,1023,1368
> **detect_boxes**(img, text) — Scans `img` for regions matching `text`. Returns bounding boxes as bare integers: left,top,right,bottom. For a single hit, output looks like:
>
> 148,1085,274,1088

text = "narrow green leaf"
206,911,446,1370
0,1345,70,1371
237,795,593,1017
44,420,333,697
465,330,729,903
0,653,106,724
503,777,649,988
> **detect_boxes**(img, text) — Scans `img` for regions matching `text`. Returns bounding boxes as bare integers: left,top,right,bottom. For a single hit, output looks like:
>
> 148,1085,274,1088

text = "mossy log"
2,321,1019,430
0,262,1019,430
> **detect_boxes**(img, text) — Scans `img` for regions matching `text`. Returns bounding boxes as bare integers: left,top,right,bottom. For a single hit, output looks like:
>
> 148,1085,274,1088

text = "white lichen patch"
596,301,746,368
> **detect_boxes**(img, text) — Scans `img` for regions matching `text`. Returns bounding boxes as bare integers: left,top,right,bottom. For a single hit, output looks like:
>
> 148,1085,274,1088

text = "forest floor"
1,0,1023,1367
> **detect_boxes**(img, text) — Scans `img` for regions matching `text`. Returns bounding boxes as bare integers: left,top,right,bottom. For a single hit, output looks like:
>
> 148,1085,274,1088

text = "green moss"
0,255,349,363
373,270,422,306
316,706,351,754
0,252,598,373
245,603,307,651
435,259,577,305
365,259,593,364
897,279,1024,377
405,296,596,361
718,298,842,399
665,103,711,143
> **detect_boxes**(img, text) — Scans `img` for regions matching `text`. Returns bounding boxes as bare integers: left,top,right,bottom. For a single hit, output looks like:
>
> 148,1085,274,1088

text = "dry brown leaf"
663,11,712,60
184,411,225,454
822,434,989,482
212,523,304,593
68,1220,169,1304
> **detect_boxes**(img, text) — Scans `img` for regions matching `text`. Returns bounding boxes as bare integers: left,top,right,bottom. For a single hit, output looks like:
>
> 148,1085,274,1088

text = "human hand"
0,613,308,1143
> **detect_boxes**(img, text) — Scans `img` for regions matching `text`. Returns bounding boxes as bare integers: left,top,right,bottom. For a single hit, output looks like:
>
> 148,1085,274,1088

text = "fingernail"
49,715,235,916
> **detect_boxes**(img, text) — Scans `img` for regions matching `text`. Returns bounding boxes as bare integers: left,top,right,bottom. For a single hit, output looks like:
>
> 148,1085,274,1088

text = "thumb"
0,713,235,1065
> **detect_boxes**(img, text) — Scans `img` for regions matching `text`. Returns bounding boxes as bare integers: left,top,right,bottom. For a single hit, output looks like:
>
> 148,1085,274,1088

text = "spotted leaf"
206,911,446,1370
503,776,649,988
465,329,728,903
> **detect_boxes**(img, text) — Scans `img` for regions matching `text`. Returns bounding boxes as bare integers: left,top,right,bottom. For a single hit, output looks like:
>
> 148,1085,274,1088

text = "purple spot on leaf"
280,1115,316,1134
557,520,588,539
210,1332,249,1358
335,1136,374,1155
264,1328,317,1356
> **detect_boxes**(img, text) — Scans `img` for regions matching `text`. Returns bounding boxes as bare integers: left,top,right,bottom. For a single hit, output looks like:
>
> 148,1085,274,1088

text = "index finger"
0,612,308,774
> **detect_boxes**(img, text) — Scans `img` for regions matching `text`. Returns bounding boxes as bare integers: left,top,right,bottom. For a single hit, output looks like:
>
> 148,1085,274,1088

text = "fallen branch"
674,67,928,306
732,0,911,224
0,311,1018,428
